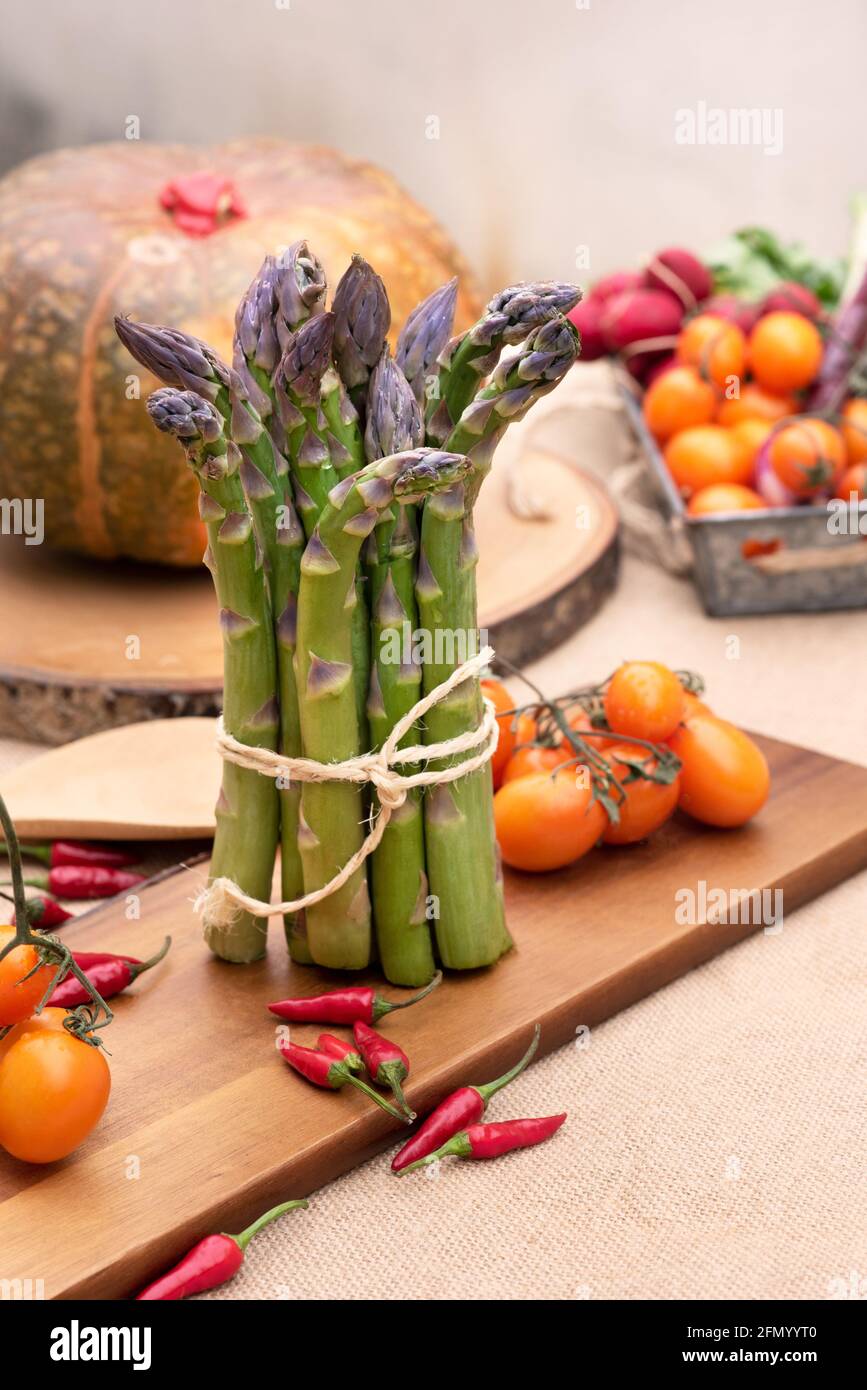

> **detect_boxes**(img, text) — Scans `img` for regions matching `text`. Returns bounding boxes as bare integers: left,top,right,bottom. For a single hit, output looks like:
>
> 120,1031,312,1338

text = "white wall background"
2,0,864,289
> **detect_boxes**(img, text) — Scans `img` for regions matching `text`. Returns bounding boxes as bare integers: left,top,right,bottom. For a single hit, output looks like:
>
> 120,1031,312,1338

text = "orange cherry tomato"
677,314,746,392
680,690,712,718
501,745,571,784
567,707,619,751
729,418,774,468
600,742,681,844
481,678,518,788
833,462,867,502
716,384,797,427
0,927,58,1027
687,483,765,516
604,661,685,742
840,399,867,466
664,425,753,495
642,365,717,442
748,311,823,394
768,418,845,497
668,713,770,828
494,769,606,872
0,1023,110,1162
514,712,538,746
0,1005,68,1062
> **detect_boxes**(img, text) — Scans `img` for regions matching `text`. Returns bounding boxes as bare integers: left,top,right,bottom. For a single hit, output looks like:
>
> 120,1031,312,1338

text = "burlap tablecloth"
2,552,865,1300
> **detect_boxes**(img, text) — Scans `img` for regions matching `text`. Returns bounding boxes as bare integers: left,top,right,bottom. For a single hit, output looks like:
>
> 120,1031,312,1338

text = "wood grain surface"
2,732,864,1300
0,457,618,744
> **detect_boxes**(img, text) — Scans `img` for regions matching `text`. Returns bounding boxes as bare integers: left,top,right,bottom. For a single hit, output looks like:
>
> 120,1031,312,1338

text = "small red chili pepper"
268,970,441,1026
392,1024,541,1173
1,839,138,870
352,1020,415,1122
14,865,145,900
317,1033,364,1074
136,1197,307,1300
49,936,171,1007
399,1114,567,1174
278,1037,410,1124
1,888,73,930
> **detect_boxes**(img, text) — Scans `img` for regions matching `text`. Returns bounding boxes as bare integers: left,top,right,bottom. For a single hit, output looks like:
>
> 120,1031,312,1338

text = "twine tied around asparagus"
194,647,499,927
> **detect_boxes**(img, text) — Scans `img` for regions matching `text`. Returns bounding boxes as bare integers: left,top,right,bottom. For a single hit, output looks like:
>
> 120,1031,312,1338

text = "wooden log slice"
0,460,618,743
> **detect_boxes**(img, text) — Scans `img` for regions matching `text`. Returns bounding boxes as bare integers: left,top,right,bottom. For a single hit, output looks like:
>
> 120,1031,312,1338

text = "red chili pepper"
278,1038,410,1124
399,1114,567,1174
49,937,171,1007
3,891,73,929
268,970,441,1026
392,1024,541,1173
1,839,138,870
317,1033,364,1074
136,1198,307,1300
352,1021,415,1122
15,865,145,900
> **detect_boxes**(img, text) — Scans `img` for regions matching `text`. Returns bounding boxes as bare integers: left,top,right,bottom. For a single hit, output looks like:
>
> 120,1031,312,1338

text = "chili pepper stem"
127,936,172,982
345,1073,414,1124
398,1132,472,1174
375,969,442,1021
231,1198,308,1252
0,792,114,1045
0,842,50,865
475,1023,541,1105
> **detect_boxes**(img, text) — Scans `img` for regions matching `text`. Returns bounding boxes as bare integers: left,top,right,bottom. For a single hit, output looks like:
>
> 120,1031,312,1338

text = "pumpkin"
0,138,480,566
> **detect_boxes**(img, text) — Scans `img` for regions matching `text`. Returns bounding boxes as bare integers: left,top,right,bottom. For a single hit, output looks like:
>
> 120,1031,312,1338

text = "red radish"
567,297,606,359
703,294,761,334
761,281,822,320
644,248,712,308
754,438,797,507
588,270,641,303
600,288,683,353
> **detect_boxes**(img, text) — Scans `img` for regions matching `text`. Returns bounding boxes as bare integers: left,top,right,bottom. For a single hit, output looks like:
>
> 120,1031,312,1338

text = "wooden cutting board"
0,455,618,745
2,732,865,1300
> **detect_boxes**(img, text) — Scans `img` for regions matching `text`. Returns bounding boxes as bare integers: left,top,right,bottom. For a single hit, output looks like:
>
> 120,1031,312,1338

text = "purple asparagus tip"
364,348,423,462
332,254,392,392
396,278,459,404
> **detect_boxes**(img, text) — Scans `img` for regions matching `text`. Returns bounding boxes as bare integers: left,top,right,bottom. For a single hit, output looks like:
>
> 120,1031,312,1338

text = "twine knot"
194,646,499,925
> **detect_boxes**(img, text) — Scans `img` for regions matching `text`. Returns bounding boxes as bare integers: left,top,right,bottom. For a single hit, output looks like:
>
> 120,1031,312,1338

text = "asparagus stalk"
427,281,582,443
417,311,581,969
147,388,279,963
296,448,470,971
331,254,391,421
234,258,312,962
396,277,458,407
363,351,434,985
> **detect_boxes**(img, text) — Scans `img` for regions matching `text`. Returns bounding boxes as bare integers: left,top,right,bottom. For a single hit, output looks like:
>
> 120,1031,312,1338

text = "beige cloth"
2,553,866,1300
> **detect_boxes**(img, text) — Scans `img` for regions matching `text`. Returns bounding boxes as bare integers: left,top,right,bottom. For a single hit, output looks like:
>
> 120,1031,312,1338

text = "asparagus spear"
331,254,391,420
396,277,458,406
147,388,279,963
233,261,311,962
363,351,434,985
417,312,581,969
296,448,470,971
427,280,582,443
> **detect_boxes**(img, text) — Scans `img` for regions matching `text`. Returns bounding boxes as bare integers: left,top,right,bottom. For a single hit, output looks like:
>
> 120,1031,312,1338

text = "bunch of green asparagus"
116,247,581,982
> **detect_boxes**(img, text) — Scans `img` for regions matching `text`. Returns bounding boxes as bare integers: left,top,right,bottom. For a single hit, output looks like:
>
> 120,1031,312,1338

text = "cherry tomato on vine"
481,678,519,788
0,1005,68,1062
567,707,619,750
604,661,685,742
494,769,606,872
501,745,571,784
680,690,711,719
0,1011,110,1162
600,743,681,844
0,927,57,1026
668,714,770,828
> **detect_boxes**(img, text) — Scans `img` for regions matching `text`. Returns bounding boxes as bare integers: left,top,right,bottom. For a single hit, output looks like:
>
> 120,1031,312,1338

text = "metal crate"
621,389,867,617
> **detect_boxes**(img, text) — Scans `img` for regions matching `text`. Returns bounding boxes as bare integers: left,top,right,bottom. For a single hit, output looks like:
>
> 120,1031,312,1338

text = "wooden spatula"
0,719,220,840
